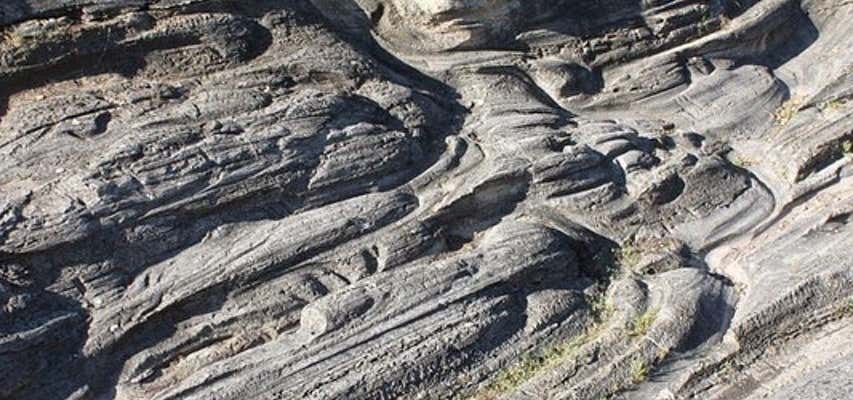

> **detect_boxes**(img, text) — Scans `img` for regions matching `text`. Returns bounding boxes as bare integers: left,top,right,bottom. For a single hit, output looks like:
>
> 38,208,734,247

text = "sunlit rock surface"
2,1,853,399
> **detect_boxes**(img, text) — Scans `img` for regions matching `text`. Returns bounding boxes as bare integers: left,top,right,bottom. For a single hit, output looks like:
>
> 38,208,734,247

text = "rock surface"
1,0,853,399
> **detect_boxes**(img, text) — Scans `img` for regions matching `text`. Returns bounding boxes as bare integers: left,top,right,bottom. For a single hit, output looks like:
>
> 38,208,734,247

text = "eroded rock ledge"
1,1,853,399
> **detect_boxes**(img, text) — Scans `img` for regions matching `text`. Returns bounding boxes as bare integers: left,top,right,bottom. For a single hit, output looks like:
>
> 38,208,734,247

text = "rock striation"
1,0,853,399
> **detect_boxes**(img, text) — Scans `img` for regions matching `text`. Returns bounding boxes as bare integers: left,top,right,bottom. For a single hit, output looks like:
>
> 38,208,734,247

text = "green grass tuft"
819,99,846,112
841,139,853,155
629,357,650,384
627,308,657,337
470,294,614,399
616,242,643,270
472,332,593,399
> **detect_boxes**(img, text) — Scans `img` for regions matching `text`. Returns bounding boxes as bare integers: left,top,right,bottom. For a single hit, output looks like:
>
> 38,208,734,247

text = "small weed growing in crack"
819,99,845,111
836,298,853,317
616,242,643,270
774,98,802,126
472,332,593,399
841,139,853,156
627,308,657,337
471,294,614,399
630,357,650,385
721,359,737,375
589,294,615,323
1,29,23,47
731,155,754,168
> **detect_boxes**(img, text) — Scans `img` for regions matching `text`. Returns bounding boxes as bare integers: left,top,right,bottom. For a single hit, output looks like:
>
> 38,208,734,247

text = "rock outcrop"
2,0,853,399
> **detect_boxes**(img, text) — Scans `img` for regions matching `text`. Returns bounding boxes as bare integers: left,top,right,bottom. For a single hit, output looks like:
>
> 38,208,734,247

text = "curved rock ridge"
1,0,852,399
